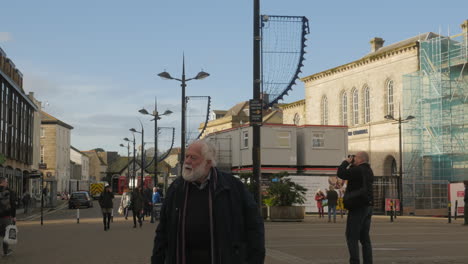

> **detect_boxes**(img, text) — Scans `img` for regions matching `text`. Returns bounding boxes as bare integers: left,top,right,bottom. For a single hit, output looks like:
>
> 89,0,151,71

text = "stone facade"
299,33,435,177
280,99,306,126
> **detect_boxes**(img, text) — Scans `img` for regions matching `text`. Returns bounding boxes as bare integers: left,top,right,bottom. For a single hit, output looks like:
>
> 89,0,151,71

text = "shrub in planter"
267,172,307,221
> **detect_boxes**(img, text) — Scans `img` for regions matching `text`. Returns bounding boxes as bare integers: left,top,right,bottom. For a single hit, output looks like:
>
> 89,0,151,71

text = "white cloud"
0,32,13,43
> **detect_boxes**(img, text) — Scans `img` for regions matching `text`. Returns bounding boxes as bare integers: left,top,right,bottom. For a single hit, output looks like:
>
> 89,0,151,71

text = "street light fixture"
384,106,415,216
139,98,172,188
158,55,209,172
119,143,131,189
124,136,136,189
130,122,145,188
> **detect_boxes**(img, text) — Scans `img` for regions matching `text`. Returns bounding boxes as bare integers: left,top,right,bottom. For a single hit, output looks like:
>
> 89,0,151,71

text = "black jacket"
337,161,374,209
0,186,16,218
326,190,338,207
151,167,265,264
99,190,114,209
131,190,145,211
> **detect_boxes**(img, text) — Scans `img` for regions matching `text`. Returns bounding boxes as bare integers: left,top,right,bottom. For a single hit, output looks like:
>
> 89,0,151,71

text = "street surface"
5,199,468,264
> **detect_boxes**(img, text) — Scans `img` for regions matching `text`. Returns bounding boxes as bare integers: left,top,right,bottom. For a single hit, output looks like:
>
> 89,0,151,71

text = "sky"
1,0,467,156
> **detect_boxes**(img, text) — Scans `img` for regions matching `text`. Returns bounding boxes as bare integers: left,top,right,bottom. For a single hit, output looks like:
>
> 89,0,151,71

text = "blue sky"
1,0,467,155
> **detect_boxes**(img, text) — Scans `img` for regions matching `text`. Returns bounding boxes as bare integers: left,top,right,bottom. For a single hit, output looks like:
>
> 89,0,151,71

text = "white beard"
182,162,208,182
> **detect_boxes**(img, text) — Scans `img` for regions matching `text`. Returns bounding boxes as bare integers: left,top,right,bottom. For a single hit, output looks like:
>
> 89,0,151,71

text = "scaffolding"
402,29,468,212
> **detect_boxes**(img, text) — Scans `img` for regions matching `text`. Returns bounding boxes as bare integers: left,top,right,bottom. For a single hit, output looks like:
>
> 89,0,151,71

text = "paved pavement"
4,201,468,264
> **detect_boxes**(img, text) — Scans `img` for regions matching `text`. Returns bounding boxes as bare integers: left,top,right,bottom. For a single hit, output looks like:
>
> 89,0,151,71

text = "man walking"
337,152,374,264
151,139,265,264
0,176,16,256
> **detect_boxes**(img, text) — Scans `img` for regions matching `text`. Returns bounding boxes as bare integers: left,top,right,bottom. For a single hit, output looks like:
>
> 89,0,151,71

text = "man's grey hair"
357,151,370,163
191,139,217,167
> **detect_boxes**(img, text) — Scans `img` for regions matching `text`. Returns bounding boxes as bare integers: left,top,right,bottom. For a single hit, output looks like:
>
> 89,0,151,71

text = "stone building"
40,111,73,194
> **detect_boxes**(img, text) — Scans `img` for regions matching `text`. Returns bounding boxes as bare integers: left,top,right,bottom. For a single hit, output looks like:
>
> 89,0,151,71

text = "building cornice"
279,99,305,110
301,43,419,83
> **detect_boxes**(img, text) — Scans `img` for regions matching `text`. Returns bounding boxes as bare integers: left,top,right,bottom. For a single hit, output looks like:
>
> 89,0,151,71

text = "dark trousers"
102,213,111,228
464,204,468,225
133,209,143,227
346,206,373,264
0,217,12,254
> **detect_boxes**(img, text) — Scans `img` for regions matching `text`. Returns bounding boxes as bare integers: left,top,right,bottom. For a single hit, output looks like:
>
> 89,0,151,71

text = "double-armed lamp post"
130,121,145,188
139,98,172,187
123,135,136,189
158,56,209,170
384,106,415,216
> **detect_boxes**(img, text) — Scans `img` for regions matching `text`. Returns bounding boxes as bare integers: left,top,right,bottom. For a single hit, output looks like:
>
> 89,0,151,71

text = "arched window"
387,80,394,116
321,96,328,125
352,88,359,125
293,113,300,125
391,158,397,176
364,86,370,123
341,92,348,126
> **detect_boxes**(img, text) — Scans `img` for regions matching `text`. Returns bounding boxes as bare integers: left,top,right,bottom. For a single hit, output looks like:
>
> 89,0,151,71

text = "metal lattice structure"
261,15,309,108
402,31,468,211
144,127,175,169
186,96,211,146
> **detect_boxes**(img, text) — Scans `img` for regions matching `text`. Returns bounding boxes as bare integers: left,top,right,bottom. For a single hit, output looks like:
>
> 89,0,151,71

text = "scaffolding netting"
186,95,211,146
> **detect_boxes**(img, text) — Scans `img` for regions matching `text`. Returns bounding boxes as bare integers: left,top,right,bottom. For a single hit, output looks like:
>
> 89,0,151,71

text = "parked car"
69,191,93,209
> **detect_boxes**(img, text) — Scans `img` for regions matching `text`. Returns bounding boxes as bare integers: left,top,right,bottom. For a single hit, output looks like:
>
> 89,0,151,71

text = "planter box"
269,206,305,222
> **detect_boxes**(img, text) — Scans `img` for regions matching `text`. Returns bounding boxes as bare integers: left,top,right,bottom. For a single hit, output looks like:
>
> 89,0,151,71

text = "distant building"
40,111,73,194
82,149,108,182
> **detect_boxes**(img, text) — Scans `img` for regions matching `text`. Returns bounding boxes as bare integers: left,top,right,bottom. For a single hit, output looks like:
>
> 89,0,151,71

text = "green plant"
267,172,307,206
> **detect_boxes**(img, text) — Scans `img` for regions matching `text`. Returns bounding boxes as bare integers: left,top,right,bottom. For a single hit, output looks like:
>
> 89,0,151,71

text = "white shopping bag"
3,224,18,245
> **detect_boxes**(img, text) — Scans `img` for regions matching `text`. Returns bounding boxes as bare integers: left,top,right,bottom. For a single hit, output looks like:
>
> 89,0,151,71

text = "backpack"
0,189,12,214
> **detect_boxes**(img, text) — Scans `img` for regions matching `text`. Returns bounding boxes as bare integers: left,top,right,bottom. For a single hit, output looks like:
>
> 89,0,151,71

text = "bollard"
77,208,80,224
454,200,458,220
390,201,394,222
448,202,451,224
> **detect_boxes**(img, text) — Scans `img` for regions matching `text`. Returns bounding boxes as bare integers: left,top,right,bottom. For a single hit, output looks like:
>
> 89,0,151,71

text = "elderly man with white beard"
151,139,265,264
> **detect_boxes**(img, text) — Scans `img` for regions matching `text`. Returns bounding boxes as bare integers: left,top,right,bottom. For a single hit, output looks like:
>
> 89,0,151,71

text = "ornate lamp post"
158,56,209,172
139,97,172,187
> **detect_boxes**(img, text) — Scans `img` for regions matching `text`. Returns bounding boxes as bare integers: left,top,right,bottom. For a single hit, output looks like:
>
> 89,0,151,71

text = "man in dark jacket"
0,176,16,256
326,186,339,223
337,152,374,264
151,140,265,264
99,184,114,231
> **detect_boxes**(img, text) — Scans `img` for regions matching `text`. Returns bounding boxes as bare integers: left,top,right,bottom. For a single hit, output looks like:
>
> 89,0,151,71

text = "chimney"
370,37,385,52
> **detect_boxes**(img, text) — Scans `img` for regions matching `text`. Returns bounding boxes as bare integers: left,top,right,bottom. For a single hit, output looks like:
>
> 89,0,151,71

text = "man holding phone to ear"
337,152,374,264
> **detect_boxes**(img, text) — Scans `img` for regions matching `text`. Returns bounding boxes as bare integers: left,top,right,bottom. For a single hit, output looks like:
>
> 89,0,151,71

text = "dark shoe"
133,225,136,228
4,249,13,256
139,221,143,228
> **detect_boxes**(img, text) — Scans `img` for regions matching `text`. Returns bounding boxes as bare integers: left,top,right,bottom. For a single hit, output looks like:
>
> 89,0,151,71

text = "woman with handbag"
119,188,131,220
0,176,16,256
315,189,325,218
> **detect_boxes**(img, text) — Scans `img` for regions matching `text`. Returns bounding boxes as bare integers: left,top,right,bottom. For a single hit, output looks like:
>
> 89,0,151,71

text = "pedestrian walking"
99,184,114,231
315,189,325,218
130,186,144,228
143,186,152,219
326,186,338,223
337,152,374,264
22,191,31,215
119,188,131,220
464,181,468,226
0,176,16,257
150,187,161,223
151,139,265,264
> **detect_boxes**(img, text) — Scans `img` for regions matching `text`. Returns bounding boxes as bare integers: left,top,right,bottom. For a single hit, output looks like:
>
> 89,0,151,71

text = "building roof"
82,150,107,166
301,32,439,83
224,101,249,117
70,146,86,155
40,111,74,129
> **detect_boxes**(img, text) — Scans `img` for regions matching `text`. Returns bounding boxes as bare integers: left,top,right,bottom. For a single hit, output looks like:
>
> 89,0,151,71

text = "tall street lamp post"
130,121,145,188
119,143,131,188
158,56,209,172
384,106,415,216
139,97,172,187
124,135,136,189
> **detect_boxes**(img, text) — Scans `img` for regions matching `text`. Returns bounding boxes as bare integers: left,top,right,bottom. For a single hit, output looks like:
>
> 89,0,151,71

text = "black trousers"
346,206,373,264
133,209,143,226
102,213,111,227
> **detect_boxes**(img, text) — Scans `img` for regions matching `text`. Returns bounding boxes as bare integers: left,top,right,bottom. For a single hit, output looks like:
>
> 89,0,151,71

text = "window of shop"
312,133,324,148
